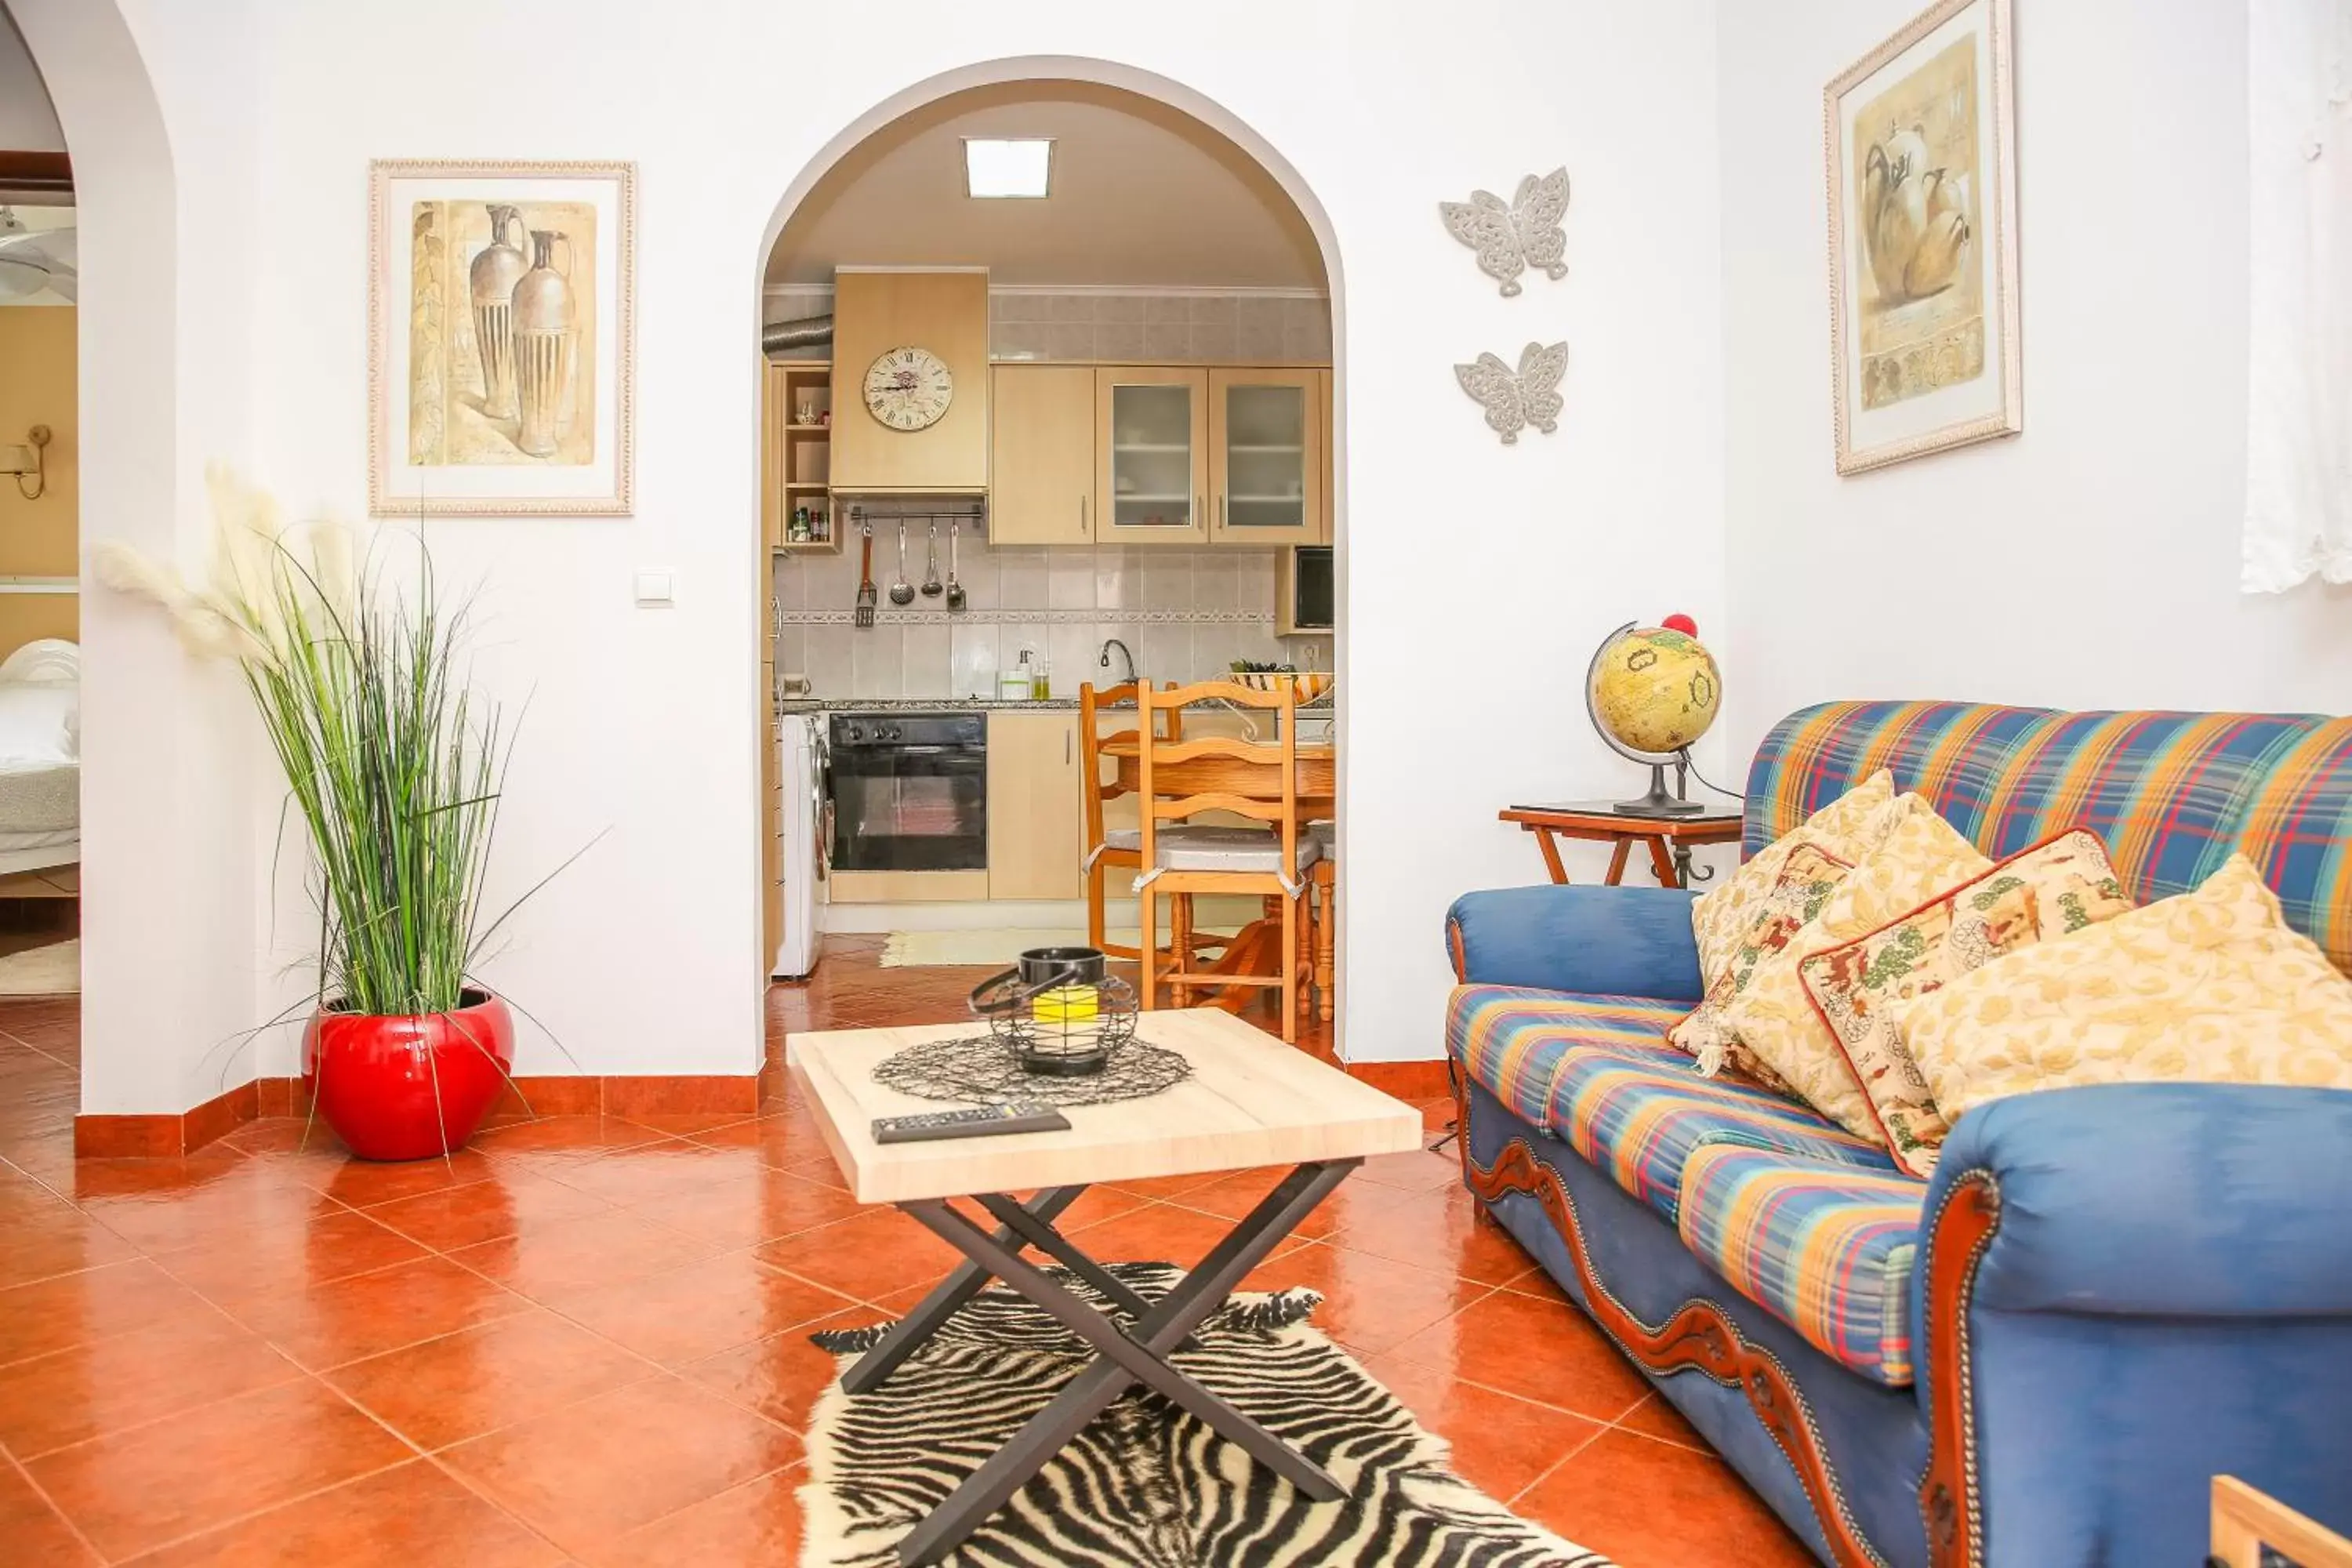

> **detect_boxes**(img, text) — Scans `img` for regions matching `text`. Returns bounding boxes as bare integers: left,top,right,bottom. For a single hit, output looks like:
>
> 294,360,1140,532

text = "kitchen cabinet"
986,711,1083,901
764,360,837,554
829,270,990,494
1096,366,1209,546
1208,368,1322,546
989,365,1096,545
1316,368,1334,544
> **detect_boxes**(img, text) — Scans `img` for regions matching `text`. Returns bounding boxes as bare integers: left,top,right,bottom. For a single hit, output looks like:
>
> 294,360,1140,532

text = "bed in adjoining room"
0,638,80,898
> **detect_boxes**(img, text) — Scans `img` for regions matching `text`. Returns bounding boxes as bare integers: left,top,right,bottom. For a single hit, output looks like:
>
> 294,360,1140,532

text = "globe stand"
1613,756,1705,818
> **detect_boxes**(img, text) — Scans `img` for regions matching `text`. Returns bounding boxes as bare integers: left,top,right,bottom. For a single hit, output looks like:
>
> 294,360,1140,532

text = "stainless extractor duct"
762,313,834,358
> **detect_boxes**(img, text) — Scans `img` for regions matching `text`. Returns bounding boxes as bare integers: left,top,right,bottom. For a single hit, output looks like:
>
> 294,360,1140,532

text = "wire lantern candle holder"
967,946,1138,1077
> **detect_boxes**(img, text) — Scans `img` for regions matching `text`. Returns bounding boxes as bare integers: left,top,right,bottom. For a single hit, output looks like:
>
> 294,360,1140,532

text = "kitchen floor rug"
881,927,1236,968
0,937,77,995
798,1263,1613,1567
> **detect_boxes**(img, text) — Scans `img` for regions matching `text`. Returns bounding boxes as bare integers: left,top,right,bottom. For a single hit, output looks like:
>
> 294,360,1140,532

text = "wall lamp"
0,426,50,500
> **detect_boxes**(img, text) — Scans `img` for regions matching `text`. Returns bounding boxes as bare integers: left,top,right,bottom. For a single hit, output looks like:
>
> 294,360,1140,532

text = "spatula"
855,521,877,628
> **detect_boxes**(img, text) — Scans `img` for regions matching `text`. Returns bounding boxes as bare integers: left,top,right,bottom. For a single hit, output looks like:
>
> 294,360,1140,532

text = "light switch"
633,571,674,608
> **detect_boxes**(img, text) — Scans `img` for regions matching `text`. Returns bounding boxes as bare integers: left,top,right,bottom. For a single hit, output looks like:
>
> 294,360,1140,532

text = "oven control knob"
843,724,863,742
883,724,901,741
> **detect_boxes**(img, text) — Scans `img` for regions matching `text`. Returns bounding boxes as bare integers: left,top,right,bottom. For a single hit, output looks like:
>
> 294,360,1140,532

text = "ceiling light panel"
964,139,1053,199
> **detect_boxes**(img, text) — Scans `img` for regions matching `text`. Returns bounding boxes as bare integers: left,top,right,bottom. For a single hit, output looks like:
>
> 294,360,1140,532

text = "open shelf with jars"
764,360,838,553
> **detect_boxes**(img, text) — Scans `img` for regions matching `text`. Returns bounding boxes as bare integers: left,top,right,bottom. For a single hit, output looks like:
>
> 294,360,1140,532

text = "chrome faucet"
1098,637,1136,686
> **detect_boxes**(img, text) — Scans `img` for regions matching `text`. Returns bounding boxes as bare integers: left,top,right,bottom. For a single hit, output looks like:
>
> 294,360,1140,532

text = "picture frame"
368,159,635,516
1824,0,2020,475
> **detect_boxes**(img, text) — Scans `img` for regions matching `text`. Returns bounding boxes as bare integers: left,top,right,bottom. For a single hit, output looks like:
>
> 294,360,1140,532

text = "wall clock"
862,345,955,432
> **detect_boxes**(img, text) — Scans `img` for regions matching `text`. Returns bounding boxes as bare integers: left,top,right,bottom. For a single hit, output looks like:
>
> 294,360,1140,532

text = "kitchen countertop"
776,694,1338,717
777,696,1083,713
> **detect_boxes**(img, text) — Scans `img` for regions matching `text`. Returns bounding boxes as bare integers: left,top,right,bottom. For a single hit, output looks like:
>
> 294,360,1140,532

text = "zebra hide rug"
799,1263,1614,1568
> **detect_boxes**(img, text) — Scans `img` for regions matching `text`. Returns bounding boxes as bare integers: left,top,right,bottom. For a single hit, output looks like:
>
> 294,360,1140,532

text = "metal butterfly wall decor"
1438,168,1570,296
1455,342,1568,445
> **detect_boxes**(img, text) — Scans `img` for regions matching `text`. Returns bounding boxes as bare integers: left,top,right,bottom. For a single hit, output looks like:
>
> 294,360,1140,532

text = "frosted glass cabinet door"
1096,366,1209,546
1209,368,1322,545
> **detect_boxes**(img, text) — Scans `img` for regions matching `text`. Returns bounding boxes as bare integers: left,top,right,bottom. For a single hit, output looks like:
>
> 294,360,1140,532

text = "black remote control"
870,1101,1073,1144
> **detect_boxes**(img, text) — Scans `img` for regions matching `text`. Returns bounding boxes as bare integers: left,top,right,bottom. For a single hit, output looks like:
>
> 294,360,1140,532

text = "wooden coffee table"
787,1008,1423,1566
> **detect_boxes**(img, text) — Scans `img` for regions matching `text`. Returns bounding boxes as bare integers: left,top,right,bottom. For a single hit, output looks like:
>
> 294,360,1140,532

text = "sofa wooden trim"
1918,1171,2000,1568
1451,1078,1894,1567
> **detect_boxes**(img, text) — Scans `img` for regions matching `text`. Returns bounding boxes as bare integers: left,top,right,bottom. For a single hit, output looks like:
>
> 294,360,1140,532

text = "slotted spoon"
946,520,967,612
889,521,916,607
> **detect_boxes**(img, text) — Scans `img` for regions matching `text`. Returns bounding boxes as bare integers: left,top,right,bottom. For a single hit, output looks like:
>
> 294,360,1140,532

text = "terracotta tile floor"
0,945,1814,1565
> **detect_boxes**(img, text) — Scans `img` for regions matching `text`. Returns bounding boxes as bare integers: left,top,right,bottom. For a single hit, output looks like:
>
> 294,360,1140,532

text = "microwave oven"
1278,546,1334,635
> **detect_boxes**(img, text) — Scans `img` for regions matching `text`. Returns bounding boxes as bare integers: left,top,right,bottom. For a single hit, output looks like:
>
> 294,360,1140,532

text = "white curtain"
2245,0,2352,592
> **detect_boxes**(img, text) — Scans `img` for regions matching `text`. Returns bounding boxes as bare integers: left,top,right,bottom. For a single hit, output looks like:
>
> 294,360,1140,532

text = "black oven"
827,712,989,873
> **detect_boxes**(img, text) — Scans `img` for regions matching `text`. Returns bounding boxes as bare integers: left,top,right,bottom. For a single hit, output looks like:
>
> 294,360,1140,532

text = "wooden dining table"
1102,735,1336,1014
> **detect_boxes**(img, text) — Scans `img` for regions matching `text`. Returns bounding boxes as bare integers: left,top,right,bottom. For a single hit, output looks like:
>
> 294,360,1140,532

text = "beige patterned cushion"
1690,771,1896,985
1905,854,2352,1126
1711,797,1990,1134
1798,829,2134,1174
1670,841,1850,1085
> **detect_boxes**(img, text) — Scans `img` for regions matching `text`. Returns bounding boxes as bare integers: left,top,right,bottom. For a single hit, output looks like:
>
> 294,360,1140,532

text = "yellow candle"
1034,985,1100,1025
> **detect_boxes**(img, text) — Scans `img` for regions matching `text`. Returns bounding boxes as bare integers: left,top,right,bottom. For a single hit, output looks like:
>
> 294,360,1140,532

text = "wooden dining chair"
1077,680,1181,962
1134,679,1319,1043
1305,819,1336,1024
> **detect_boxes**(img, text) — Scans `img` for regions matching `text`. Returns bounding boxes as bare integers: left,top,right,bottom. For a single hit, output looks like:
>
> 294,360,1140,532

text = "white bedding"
0,641,78,870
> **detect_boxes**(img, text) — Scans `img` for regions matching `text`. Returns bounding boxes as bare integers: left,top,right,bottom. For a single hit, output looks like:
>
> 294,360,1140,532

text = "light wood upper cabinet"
1096,367,1209,546
986,711,1083,901
829,270,989,494
989,365,1096,546
1316,368,1334,544
1208,368,1321,546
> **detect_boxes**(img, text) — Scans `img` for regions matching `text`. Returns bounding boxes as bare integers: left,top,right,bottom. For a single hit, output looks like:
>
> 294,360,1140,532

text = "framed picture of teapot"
1824,0,2020,475
368,159,635,514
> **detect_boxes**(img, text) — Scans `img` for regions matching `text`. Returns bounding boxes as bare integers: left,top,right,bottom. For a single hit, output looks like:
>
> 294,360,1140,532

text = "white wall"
0,7,66,152
46,0,1726,1102
1719,0,2352,768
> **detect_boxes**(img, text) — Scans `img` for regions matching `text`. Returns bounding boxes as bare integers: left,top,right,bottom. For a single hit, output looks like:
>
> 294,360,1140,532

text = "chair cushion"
1146,825,1320,874
1447,985,1896,1225
1676,1143,1926,1386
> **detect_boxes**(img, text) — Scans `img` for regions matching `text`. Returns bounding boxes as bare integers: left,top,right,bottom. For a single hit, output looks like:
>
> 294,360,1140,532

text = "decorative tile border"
777,607,1272,626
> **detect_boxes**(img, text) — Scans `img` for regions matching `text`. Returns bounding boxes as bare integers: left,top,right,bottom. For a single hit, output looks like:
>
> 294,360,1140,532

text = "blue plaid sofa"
1445,702,2352,1567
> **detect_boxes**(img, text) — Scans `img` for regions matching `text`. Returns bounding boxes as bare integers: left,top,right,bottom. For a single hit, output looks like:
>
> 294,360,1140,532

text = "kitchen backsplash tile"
773,539,1309,701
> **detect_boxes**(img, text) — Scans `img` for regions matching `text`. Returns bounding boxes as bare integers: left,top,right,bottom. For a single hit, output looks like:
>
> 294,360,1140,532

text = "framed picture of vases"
1824,0,2020,475
368,159,635,515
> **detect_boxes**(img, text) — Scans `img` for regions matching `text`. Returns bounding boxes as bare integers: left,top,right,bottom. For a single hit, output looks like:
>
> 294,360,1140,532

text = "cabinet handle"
1196,492,1204,529
1218,493,1226,532
1065,729,1073,764
1080,494,1087,536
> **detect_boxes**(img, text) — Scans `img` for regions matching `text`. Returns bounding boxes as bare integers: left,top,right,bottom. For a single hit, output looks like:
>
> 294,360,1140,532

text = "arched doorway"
748,56,1349,1050
8,0,260,1141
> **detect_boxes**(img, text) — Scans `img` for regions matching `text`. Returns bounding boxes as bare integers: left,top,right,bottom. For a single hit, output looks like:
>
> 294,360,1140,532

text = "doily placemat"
869,1033,1192,1107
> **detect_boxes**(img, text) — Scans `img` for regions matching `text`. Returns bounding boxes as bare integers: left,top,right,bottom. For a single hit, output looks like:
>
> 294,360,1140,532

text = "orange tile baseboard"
78,1074,762,1158
74,1080,263,1159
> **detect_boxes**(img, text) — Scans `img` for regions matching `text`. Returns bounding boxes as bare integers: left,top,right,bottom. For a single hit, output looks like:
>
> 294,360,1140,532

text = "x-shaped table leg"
839,1184,1088,1397
880,1159,1359,1567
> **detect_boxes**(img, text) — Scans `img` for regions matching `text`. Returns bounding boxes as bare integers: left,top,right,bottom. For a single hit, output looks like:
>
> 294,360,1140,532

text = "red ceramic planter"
303,989,515,1160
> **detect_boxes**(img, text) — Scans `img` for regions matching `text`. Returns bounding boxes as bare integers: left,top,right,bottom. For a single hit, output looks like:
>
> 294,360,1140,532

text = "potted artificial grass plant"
100,471,549,1160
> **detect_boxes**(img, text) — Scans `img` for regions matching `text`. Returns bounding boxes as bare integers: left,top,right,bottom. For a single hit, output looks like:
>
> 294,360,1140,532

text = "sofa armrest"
1444,884,1704,1002
1912,1083,2352,1561
1921,1083,2352,1319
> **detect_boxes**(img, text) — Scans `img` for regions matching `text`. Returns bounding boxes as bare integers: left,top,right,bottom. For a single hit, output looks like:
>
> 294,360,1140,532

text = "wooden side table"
1500,802,1744,890
2211,1475,2352,1568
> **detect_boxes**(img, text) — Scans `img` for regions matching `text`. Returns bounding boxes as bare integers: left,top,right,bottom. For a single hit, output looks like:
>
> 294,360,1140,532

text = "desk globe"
1585,615,1722,816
